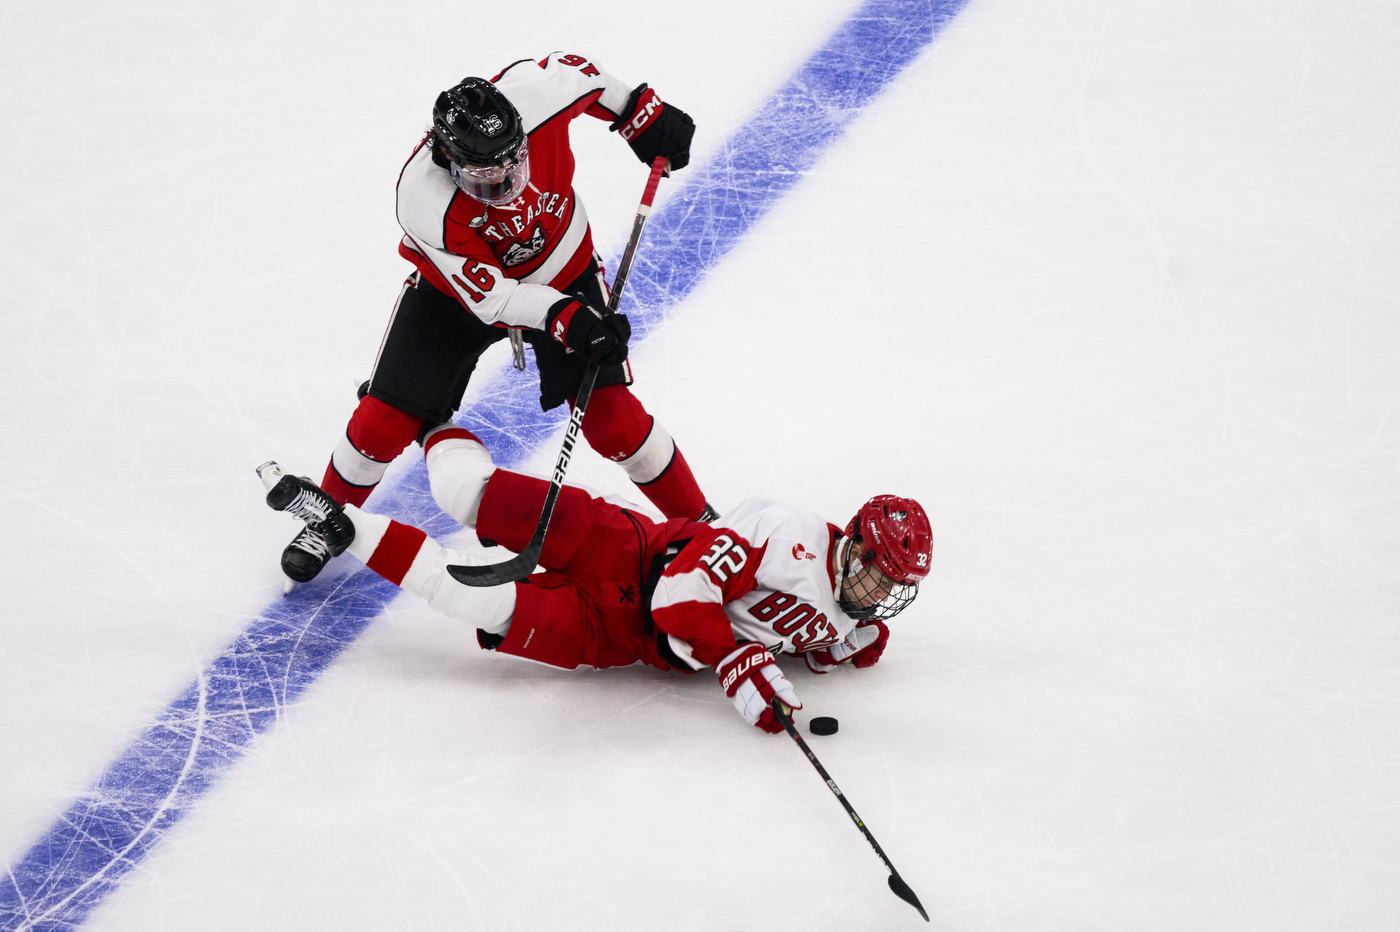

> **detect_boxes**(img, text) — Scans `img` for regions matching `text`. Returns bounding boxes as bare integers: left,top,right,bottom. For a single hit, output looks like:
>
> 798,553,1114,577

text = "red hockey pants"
477,470,703,672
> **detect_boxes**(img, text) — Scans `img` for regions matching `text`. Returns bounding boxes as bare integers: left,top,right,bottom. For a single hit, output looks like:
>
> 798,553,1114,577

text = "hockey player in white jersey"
260,426,932,734
290,53,714,583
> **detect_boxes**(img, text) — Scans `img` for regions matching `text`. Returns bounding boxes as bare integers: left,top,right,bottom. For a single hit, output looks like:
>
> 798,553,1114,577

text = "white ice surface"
2,0,1399,929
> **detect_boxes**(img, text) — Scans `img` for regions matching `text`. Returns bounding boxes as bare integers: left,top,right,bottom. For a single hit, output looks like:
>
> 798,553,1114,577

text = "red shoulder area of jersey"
667,525,766,601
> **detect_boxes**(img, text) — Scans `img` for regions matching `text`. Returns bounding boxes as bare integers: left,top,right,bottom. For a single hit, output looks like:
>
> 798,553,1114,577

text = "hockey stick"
446,156,669,587
771,698,930,922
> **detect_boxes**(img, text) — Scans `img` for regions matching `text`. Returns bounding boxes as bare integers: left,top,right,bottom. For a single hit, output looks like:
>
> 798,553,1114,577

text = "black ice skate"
257,461,355,583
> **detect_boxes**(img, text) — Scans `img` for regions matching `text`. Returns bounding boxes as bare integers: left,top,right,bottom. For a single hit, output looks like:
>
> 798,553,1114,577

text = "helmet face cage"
838,543,920,622
838,495,932,622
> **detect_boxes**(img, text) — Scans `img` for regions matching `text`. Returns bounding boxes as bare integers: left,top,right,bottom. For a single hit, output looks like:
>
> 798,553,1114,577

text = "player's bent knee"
423,425,495,528
617,418,676,484
347,395,425,460
578,385,652,460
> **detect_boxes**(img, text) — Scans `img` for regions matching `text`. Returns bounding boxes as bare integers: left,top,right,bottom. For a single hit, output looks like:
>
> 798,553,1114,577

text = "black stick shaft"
771,699,930,922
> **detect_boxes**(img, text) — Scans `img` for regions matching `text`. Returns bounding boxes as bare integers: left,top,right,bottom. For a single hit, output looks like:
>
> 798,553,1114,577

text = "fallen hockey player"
258,425,932,733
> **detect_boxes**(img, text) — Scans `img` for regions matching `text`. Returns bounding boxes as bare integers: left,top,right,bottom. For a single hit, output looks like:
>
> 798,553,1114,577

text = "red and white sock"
629,439,706,521
322,396,425,507
344,505,514,633
575,385,707,519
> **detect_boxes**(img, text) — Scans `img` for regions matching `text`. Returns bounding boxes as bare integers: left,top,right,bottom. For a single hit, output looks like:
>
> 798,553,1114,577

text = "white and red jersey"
649,498,860,671
395,52,638,329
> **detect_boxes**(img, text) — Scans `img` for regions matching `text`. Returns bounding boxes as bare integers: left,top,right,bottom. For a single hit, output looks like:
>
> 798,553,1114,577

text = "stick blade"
446,547,538,588
887,873,930,922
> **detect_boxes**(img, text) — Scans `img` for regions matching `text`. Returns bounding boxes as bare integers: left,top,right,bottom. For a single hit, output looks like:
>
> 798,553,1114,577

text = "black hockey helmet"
432,77,525,166
431,78,530,204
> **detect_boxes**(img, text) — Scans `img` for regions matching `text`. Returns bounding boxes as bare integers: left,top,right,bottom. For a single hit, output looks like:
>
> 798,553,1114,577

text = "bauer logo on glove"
717,642,802,734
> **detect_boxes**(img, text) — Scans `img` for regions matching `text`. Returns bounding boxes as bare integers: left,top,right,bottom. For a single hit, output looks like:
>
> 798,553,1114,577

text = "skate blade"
283,577,297,596
256,460,286,492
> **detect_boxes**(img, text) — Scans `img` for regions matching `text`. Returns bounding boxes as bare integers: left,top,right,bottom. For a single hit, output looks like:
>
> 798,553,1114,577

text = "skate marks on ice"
0,576,396,932
0,1,971,928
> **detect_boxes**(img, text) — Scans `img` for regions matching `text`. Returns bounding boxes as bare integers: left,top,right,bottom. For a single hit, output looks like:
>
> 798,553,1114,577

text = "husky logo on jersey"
500,223,548,267
792,543,816,562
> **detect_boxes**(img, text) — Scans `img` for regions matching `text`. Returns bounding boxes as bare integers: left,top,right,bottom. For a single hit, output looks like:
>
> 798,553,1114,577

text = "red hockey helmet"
838,495,932,622
845,495,932,584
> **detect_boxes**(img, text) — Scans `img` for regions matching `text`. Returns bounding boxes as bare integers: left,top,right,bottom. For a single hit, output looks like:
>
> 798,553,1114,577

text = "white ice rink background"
2,0,1398,929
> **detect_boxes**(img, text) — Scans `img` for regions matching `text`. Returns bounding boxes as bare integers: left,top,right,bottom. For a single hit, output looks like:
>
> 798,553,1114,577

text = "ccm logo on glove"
617,88,662,141
611,83,694,171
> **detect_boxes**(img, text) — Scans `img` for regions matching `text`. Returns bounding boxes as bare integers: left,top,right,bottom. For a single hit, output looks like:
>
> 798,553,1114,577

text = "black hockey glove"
546,299,631,365
610,84,695,171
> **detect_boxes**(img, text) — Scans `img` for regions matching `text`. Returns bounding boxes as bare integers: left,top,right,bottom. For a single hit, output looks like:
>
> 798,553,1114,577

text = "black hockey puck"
809,716,839,736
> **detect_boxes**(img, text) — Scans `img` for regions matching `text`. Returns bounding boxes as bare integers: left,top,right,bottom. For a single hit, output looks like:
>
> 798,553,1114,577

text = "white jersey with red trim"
649,498,860,671
395,51,638,329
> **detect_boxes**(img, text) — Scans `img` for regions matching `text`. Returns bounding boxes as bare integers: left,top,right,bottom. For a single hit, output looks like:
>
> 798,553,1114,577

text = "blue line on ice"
0,2,968,928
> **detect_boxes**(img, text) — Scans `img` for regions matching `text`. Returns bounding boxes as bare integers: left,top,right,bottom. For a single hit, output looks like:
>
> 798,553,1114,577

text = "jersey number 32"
698,534,748,583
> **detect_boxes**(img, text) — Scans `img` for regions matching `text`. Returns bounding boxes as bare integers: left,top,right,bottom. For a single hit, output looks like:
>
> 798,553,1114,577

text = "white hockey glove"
717,642,802,734
804,620,890,674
